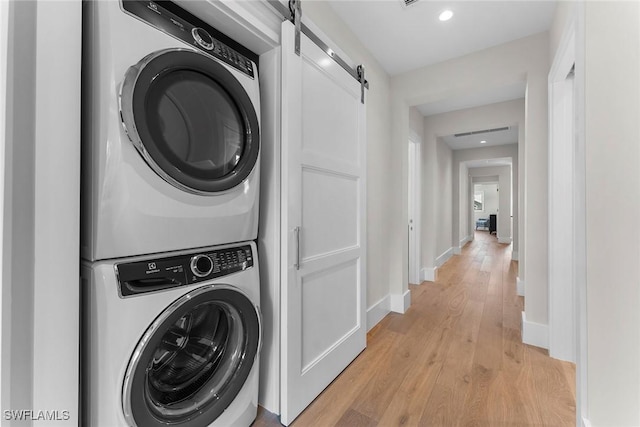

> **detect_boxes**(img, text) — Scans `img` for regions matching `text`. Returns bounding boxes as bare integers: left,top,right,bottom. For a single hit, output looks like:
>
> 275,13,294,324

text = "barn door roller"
289,0,302,56
272,0,369,102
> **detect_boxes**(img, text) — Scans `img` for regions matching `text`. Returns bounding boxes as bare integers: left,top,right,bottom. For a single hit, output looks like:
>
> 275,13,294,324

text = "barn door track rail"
268,0,369,103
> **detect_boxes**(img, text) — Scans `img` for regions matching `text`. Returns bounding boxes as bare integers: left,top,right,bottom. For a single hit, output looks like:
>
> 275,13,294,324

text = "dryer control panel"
121,0,258,78
116,245,254,297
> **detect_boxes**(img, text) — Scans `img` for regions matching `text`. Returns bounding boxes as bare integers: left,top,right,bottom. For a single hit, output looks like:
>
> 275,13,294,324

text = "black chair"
489,214,497,235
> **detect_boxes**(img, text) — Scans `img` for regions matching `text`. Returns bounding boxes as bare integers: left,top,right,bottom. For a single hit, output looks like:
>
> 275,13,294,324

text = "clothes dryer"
82,241,261,426
82,0,261,261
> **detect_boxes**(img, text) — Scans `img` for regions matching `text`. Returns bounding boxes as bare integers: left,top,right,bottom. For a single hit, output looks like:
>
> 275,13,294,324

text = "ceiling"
417,82,526,117
324,1,551,145
440,125,518,150
327,0,557,76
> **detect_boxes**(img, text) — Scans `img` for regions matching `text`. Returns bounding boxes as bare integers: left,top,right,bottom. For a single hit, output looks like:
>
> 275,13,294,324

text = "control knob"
192,27,214,51
190,254,213,277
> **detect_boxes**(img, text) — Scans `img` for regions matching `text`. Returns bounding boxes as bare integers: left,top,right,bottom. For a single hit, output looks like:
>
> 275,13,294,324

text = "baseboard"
436,247,454,268
421,267,437,282
521,311,549,349
390,290,411,314
367,294,390,331
512,250,519,261
516,277,525,296
453,247,461,255
498,236,512,244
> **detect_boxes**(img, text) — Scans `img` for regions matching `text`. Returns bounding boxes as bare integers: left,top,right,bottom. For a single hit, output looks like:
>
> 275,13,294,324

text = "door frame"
548,40,576,362
1,0,82,420
548,14,587,425
408,130,422,284
0,0,8,408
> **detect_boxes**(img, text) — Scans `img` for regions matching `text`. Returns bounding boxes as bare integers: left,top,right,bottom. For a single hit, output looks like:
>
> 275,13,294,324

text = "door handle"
293,226,301,270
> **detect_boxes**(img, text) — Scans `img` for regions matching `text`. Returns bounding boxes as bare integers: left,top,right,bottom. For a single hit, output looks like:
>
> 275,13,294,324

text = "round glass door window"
120,49,260,195
123,285,261,426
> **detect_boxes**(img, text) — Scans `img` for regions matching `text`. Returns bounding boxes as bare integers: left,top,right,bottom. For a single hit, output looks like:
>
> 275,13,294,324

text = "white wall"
435,139,453,261
0,0,7,408
550,2,640,424
549,1,577,65
417,121,454,272
1,1,36,414
548,0,583,423
420,116,437,274
302,2,394,308
408,107,424,278
1,0,81,422
459,162,469,246
409,106,424,140
258,46,281,413
32,2,81,420
583,2,640,425
522,56,549,328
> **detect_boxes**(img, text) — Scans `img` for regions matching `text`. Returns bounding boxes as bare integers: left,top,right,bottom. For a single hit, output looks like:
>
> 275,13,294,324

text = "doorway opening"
473,182,499,235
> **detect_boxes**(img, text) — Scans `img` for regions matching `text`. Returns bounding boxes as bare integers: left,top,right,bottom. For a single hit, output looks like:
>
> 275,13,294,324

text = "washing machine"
81,241,261,426
82,0,261,261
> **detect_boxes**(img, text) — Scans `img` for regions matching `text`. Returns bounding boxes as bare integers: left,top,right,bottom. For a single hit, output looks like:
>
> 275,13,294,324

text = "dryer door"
122,285,261,426
120,49,260,195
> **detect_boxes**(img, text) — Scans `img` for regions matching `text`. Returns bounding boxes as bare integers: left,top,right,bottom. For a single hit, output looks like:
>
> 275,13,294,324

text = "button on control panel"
116,244,254,297
206,246,253,278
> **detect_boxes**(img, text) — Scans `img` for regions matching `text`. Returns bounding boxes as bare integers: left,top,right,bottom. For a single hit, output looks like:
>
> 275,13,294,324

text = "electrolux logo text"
3,409,70,421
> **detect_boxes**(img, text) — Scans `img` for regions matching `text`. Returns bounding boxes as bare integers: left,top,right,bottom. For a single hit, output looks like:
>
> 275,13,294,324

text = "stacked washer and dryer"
81,1,262,425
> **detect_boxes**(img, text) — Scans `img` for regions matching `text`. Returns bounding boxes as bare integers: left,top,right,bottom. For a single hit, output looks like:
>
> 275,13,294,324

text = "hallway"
255,231,576,426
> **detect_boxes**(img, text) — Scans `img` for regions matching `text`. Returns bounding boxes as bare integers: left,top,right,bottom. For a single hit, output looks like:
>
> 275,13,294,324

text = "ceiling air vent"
454,126,510,138
401,0,420,8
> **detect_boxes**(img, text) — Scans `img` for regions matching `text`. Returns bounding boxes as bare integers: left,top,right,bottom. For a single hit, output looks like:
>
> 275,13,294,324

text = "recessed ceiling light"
439,10,453,21
480,140,487,144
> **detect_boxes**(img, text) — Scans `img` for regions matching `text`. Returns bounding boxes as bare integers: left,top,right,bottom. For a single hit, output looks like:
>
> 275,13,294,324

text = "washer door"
120,49,260,195
123,285,261,426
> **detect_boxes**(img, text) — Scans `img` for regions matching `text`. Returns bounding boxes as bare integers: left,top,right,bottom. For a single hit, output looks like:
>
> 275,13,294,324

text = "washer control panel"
121,0,257,78
116,244,254,297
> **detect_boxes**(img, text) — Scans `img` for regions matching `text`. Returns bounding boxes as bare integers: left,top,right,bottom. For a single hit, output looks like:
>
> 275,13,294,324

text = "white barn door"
280,20,367,425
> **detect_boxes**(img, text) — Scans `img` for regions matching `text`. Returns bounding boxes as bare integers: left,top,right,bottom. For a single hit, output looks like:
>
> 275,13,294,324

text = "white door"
280,21,367,425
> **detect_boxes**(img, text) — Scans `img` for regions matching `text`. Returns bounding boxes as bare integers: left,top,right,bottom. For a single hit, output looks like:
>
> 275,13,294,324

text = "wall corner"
516,276,525,296
421,267,437,282
521,311,549,349
367,295,391,331
390,290,411,314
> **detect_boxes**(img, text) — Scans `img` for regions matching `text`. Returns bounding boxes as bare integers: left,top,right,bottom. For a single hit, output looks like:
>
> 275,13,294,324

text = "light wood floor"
253,231,576,426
